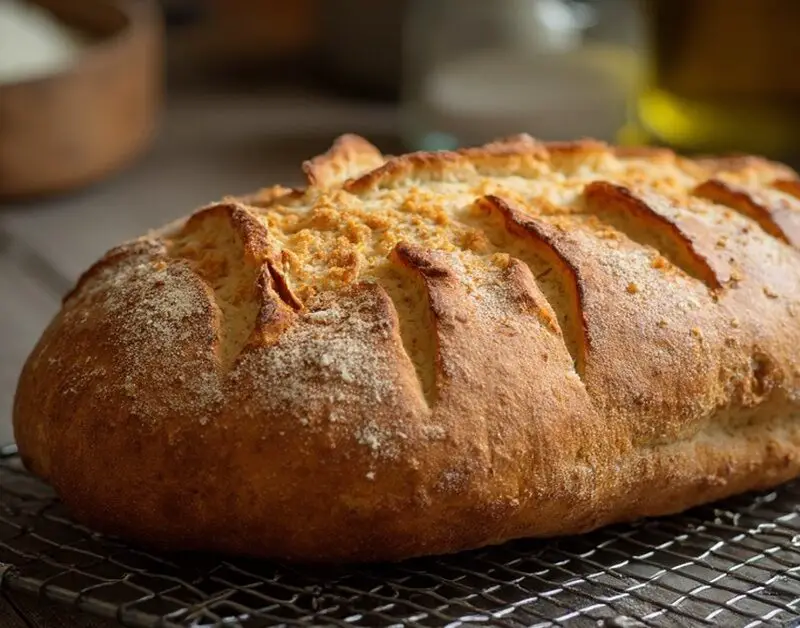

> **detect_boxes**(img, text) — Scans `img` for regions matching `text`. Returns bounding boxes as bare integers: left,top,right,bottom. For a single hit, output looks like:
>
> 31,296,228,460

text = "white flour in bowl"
0,0,85,84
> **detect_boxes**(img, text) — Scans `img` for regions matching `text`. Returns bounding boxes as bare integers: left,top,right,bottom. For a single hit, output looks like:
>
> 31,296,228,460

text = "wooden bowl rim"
1,0,159,89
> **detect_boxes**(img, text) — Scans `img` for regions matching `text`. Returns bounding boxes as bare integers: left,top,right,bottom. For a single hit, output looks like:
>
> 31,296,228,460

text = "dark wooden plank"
1,591,118,628
0,592,31,628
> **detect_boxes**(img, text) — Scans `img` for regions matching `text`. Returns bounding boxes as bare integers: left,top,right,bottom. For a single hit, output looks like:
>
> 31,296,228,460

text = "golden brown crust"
302,134,385,189
13,136,800,562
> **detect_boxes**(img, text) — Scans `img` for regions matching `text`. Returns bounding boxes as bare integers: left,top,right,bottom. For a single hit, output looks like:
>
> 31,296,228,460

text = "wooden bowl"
0,0,162,199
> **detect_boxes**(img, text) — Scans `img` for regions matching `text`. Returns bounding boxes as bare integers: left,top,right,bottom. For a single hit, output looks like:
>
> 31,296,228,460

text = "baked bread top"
13,135,800,561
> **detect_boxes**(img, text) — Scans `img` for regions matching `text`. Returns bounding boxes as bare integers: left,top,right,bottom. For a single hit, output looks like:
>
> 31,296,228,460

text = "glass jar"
638,0,800,159
401,0,645,151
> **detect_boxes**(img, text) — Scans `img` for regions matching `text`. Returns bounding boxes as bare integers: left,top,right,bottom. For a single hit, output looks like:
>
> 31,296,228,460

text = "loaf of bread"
13,135,800,562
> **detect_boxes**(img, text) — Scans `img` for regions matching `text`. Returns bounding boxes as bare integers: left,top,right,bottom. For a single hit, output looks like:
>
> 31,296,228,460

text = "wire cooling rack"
2,443,800,628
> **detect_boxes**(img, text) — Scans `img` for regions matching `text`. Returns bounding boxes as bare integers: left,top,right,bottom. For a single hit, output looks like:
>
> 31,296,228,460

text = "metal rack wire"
2,442,800,627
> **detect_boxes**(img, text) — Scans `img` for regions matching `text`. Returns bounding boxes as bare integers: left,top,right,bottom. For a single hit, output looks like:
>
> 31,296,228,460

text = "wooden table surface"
0,84,396,626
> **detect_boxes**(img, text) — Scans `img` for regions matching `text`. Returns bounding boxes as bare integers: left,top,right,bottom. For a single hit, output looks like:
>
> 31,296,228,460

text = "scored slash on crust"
694,178,800,248
473,195,588,375
584,182,727,290
303,134,386,190
165,202,300,370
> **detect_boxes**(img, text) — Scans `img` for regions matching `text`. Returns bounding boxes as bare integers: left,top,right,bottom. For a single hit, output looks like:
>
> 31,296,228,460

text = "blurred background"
0,0,799,443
